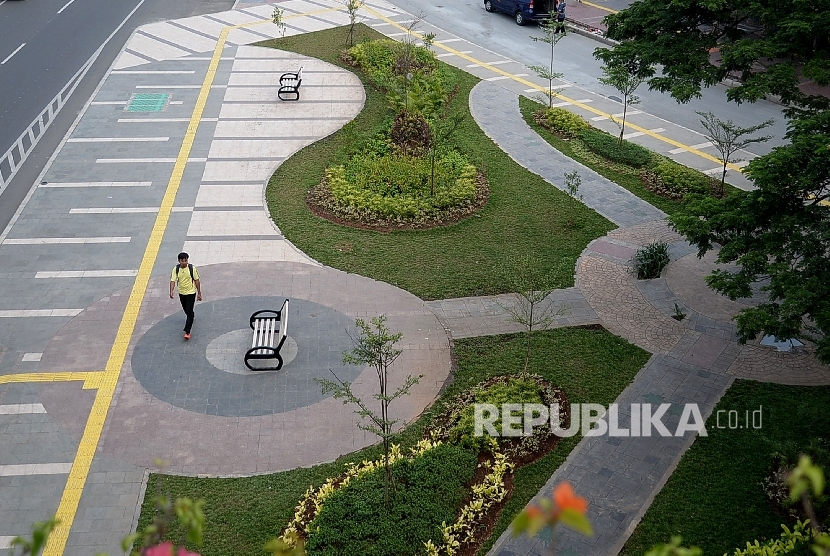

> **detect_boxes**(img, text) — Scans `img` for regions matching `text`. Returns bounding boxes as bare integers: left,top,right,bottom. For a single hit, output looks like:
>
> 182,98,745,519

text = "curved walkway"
457,81,830,556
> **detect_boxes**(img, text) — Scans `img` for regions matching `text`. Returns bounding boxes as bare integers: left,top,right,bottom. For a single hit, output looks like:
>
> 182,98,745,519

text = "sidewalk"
0,2,827,555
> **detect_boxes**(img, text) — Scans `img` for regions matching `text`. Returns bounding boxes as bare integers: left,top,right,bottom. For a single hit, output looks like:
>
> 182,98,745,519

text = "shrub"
630,241,670,279
305,443,477,556
390,111,433,156
345,39,437,89
324,151,477,220
450,377,545,451
578,128,654,168
538,107,590,138
644,160,714,198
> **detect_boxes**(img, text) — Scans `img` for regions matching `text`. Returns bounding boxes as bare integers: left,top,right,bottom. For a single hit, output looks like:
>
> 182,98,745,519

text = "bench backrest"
278,298,289,340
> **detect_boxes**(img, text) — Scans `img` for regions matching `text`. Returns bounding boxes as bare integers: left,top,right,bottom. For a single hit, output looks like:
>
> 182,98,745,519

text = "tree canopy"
670,107,830,361
601,0,830,109
599,0,830,363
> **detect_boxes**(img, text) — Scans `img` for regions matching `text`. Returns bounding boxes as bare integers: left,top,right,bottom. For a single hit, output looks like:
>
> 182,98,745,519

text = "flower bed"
278,374,568,556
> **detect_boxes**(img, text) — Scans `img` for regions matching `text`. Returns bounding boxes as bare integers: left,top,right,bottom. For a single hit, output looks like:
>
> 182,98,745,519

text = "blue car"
484,0,553,25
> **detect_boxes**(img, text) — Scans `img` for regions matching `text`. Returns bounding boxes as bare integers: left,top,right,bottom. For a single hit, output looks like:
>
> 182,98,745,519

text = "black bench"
244,299,289,371
278,66,303,101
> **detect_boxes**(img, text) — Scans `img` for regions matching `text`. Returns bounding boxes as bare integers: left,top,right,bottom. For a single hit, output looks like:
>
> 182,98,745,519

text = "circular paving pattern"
206,329,299,374
131,296,362,417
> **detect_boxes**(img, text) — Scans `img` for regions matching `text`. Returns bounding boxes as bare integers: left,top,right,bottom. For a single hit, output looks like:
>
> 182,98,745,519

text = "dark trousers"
179,293,196,333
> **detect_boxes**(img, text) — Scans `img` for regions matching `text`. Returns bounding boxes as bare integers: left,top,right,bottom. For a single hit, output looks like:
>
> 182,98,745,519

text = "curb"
565,21,618,46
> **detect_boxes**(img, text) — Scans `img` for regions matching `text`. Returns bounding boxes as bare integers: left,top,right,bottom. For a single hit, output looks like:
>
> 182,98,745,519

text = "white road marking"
57,0,76,14
1,43,25,65
35,270,139,278
2,237,131,245
0,403,46,413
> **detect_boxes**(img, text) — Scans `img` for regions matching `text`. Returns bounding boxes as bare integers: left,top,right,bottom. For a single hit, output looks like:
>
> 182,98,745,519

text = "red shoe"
184,333,191,340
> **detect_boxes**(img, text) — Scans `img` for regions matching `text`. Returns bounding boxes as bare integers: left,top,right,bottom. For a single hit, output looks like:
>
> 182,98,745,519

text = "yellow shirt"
171,265,200,295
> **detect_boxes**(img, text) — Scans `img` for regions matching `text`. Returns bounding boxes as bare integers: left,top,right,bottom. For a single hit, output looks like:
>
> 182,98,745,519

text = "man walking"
169,252,202,340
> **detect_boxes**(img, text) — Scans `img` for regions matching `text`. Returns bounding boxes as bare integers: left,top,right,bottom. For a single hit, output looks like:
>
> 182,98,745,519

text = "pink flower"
144,542,200,556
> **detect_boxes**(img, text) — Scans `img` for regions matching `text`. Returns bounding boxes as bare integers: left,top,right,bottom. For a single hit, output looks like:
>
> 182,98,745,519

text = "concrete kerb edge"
564,21,618,47
125,468,152,556
607,374,736,556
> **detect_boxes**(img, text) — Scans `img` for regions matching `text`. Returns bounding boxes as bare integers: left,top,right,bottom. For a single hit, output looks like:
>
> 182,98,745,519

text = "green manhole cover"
126,93,170,112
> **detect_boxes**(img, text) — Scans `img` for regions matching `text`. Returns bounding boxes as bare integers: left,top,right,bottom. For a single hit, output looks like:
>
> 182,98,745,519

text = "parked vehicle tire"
515,11,526,25
484,0,494,12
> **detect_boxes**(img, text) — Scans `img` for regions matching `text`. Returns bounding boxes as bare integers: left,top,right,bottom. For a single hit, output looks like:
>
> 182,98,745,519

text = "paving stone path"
459,82,830,555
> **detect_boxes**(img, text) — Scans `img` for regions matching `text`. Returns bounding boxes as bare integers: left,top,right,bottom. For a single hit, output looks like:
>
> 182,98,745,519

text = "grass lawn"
137,327,650,555
621,380,830,555
260,26,615,301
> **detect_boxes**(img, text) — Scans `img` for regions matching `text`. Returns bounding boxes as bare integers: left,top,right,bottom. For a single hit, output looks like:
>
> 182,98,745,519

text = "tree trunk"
619,100,628,145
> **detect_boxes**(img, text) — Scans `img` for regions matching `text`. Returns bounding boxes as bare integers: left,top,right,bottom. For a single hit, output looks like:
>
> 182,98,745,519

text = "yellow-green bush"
651,160,714,196
325,151,477,220
539,107,590,138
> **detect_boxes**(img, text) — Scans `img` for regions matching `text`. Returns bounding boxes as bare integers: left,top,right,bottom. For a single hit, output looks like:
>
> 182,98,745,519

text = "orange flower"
553,482,588,514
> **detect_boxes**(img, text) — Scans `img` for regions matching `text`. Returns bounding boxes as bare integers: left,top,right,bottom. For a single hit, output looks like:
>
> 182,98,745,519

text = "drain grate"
125,93,170,112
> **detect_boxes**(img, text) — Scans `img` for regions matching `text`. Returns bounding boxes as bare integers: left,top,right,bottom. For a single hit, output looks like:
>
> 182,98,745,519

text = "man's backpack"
174,264,195,282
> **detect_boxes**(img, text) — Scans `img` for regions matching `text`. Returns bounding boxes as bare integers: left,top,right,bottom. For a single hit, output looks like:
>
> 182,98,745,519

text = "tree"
342,0,365,46
602,0,830,366
271,7,286,38
503,255,568,372
696,111,774,196
596,54,652,144
317,316,422,507
670,109,830,362
529,16,567,108
427,86,465,195
599,0,830,110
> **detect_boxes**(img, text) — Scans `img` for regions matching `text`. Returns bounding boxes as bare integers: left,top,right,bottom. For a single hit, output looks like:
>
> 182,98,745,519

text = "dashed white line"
485,74,529,81
0,463,73,476
622,128,666,139
69,207,191,213
110,70,196,74
0,309,83,318
35,270,139,278
669,141,713,154
117,118,216,123
2,237,131,245
66,137,169,143
1,43,25,65
22,353,43,362
39,181,152,188
0,403,46,414
552,99,593,107
57,0,76,14
95,157,207,163
436,51,472,58
467,61,512,68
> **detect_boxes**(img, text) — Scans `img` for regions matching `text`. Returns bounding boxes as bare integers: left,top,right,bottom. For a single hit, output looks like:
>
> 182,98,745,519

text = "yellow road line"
41,6,348,552
363,5,742,172
0,372,100,386
42,23,231,556
580,0,618,14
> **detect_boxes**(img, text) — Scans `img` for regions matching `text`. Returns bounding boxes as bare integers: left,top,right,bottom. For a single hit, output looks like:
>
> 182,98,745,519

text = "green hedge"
578,128,654,168
305,443,477,556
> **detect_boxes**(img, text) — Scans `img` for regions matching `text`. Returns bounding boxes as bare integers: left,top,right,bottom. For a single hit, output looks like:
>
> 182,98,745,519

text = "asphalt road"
388,0,790,150
0,0,235,233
